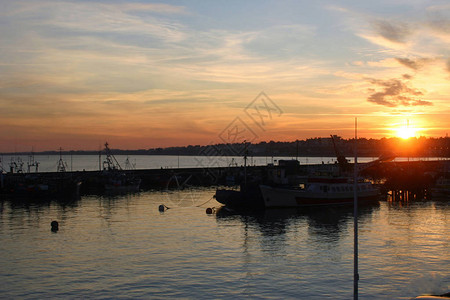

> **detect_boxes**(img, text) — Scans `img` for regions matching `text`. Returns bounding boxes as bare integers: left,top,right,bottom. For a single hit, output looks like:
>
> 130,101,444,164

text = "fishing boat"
215,182,264,209
259,176,380,208
104,172,141,192
1,149,82,199
215,159,301,210
101,142,141,193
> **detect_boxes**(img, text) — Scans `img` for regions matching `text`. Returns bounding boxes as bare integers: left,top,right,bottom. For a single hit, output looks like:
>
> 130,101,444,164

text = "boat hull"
215,185,264,210
260,184,380,208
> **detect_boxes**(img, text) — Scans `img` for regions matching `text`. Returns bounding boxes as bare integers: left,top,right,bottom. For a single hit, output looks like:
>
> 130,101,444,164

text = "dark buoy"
51,220,59,232
206,207,213,214
158,204,166,212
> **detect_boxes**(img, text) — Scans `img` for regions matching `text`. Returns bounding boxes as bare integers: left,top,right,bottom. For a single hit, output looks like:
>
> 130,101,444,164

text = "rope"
195,196,215,207
159,196,216,212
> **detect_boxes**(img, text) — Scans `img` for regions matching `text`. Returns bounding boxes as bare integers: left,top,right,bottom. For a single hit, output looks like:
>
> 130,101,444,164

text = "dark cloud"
395,57,434,70
402,74,413,79
366,77,432,107
373,20,412,43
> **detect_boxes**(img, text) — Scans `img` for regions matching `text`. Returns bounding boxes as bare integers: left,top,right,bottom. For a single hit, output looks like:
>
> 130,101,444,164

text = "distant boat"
259,176,380,208
1,150,81,199
101,142,141,193
2,172,82,199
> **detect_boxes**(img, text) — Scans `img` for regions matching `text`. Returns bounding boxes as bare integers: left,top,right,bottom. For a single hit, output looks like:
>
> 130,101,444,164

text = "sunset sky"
1,0,449,152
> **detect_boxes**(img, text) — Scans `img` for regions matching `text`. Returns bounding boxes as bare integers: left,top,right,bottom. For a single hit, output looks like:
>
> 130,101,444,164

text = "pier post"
353,117,359,300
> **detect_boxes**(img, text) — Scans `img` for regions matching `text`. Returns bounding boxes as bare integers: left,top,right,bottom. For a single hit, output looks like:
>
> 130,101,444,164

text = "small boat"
215,183,264,210
259,176,380,208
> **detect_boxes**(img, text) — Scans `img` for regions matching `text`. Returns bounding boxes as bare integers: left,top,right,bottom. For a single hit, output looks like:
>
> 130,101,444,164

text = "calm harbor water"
0,188,448,299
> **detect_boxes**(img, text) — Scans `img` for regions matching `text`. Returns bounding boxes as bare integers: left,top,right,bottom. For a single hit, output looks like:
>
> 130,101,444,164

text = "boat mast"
243,140,248,188
57,147,67,172
353,117,359,300
98,144,102,171
103,142,122,171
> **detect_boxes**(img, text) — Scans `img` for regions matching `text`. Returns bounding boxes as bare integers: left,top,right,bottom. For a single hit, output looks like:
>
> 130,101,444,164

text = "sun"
396,125,416,139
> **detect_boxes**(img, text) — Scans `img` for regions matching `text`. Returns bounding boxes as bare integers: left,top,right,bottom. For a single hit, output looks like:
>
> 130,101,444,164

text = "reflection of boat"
431,177,450,198
260,176,380,208
215,202,379,245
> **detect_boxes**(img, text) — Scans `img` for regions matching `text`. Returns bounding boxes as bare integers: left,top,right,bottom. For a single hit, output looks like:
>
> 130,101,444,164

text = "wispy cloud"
395,57,435,70
46,3,188,42
116,3,188,14
372,20,413,44
366,77,432,107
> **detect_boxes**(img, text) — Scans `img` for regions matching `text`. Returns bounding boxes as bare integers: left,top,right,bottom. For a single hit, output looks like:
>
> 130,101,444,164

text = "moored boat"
100,142,141,193
260,176,380,208
215,183,264,210
215,159,301,210
104,172,141,192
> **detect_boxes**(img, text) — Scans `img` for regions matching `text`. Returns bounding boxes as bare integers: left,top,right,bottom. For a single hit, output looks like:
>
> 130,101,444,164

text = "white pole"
354,117,359,300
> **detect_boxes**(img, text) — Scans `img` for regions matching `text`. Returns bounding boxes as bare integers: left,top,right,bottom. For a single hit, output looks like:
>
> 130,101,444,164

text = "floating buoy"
205,207,213,214
51,220,59,232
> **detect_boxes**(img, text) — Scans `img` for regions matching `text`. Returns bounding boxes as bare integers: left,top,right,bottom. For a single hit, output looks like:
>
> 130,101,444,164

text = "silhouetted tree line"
144,136,449,158
10,136,448,158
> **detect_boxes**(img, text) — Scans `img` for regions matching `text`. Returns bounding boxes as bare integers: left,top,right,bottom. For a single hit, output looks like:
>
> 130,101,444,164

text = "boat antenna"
353,117,359,300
